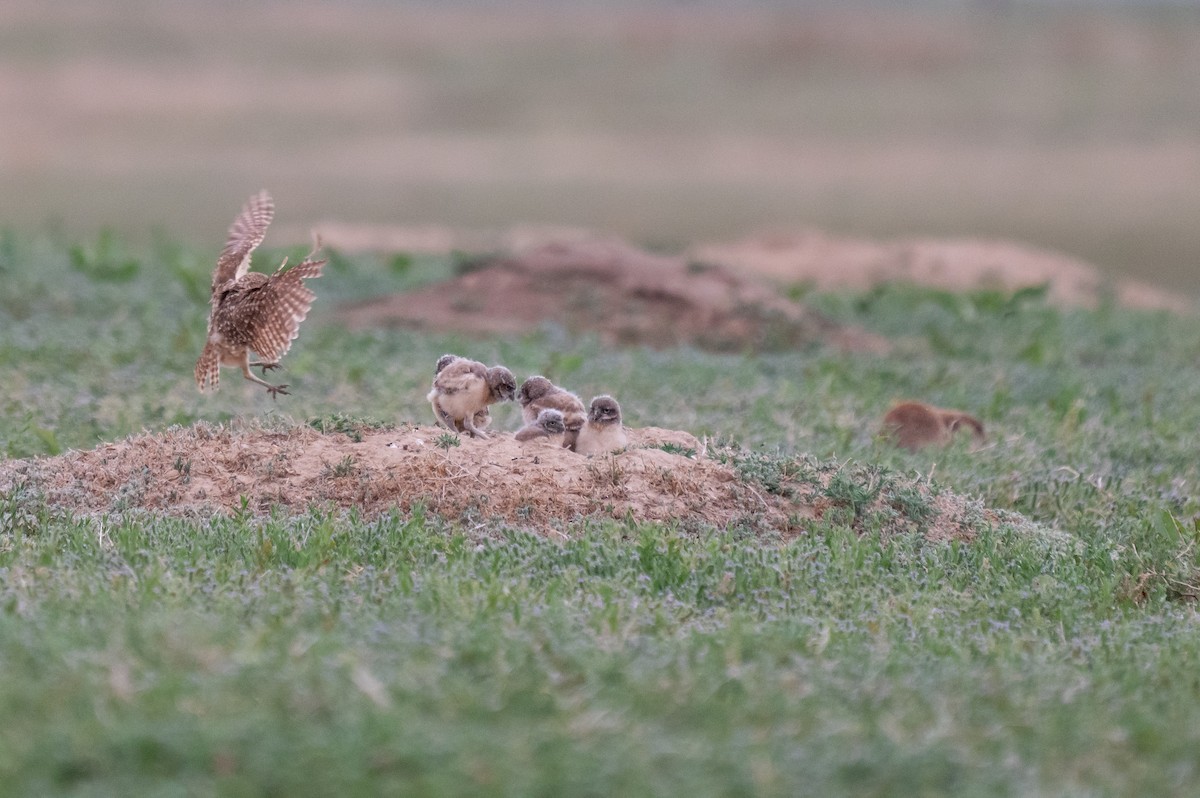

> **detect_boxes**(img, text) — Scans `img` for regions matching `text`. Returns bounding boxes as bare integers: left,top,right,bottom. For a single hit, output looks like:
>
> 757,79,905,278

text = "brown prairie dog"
881,401,984,452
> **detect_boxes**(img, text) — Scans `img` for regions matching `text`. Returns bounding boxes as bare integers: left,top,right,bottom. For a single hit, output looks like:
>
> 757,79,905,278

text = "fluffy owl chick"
517,375,586,451
515,408,566,444
431,353,492,433
427,356,517,438
194,190,325,398
880,401,985,452
575,395,629,456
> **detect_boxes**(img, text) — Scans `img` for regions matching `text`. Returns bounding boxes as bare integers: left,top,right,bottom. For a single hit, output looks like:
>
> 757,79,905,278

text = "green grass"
3,232,1200,795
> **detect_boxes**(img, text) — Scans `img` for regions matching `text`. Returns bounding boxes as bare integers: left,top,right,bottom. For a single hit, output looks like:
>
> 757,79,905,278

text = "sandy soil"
335,235,891,353
1,421,1004,543
320,226,1189,357
690,230,1191,312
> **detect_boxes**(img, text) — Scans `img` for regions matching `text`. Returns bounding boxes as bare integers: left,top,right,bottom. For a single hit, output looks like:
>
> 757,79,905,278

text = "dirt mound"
334,237,889,353
0,421,1052,545
690,230,1191,312
0,422,764,532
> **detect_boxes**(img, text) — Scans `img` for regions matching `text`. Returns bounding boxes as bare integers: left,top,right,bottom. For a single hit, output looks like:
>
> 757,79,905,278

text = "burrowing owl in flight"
194,191,326,398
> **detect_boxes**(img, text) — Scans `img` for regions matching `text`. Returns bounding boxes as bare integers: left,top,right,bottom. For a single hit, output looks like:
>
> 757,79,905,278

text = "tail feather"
195,342,221,392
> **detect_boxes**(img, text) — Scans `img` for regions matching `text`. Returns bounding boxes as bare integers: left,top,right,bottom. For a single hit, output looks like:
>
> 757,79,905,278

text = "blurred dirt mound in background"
334,237,889,353
690,230,1191,312
1,422,1009,543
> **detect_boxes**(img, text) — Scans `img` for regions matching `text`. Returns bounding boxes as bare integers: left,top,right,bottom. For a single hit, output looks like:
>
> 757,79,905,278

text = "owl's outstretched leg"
239,355,288,398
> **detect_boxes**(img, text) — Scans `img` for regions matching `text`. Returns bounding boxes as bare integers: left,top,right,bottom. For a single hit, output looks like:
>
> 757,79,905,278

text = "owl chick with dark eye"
427,354,516,438
575,395,629,456
517,375,586,451
515,408,566,444
194,190,325,398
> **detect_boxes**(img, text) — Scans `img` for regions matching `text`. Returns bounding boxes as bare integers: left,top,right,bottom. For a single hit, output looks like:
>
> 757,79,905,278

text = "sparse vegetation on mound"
1,420,1059,549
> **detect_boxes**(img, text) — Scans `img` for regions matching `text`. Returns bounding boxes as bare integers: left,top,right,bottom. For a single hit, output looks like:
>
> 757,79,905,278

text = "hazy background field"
2,0,1199,291
11,5,1200,794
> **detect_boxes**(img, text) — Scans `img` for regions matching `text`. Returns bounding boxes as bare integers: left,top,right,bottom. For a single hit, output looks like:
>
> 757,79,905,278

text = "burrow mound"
0,422,1051,544
335,237,889,353
690,230,1192,312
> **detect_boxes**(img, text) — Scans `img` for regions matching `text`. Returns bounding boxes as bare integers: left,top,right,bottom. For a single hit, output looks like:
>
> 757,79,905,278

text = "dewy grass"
3,231,1200,794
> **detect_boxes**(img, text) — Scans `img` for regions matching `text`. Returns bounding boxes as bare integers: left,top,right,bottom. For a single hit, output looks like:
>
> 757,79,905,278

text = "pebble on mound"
335,237,889,353
0,422,1061,546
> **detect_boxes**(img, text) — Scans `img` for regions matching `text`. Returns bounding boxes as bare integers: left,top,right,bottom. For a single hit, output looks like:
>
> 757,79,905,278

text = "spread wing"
246,258,325,362
211,190,274,292
214,258,325,362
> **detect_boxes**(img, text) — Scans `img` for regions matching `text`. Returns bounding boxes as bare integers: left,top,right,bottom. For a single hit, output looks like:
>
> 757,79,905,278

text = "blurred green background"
3,1,1199,291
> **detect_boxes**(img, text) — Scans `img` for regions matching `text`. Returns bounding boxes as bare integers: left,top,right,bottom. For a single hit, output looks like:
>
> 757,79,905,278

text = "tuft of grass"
587,455,626,488
654,441,697,458
434,432,461,451
308,412,394,443
323,455,358,479
68,228,141,283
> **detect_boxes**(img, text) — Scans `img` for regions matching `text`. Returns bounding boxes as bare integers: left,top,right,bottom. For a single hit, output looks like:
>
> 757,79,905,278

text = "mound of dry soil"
690,230,1191,312
335,237,889,353
316,225,1193,359
1,422,1028,543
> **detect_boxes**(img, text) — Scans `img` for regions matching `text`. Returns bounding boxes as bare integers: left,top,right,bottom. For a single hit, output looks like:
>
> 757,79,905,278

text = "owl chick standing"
194,190,325,398
427,354,517,438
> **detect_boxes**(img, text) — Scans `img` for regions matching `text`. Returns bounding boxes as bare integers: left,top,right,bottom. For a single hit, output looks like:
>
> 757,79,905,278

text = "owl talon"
267,384,290,399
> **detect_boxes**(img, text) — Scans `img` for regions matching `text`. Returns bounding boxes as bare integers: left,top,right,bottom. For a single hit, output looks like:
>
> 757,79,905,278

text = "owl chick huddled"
575,395,629,456
515,408,566,445
517,376,586,451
